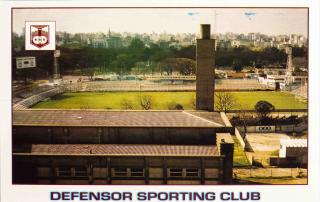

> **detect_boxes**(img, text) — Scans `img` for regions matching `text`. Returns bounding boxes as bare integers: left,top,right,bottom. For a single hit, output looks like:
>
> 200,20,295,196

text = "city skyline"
13,8,308,36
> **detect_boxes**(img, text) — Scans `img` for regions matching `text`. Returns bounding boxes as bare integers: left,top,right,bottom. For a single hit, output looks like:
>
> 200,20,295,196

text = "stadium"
12,21,308,185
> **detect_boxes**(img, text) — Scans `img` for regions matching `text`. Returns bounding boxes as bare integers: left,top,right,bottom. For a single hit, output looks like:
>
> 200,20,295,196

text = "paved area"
245,133,291,152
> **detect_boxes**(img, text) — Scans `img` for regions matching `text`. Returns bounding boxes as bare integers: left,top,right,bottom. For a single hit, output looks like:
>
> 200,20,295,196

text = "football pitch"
32,91,307,110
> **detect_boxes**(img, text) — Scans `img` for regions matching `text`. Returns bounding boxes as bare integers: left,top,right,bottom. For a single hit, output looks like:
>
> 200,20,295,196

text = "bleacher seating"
13,87,64,110
83,79,270,92
17,85,55,99
290,84,307,99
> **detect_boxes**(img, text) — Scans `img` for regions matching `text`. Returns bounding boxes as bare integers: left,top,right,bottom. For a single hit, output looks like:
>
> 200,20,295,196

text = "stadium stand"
83,79,270,92
17,85,55,99
13,87,65,110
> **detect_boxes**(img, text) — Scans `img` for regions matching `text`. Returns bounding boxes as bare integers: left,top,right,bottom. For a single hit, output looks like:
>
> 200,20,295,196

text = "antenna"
214,10,217,35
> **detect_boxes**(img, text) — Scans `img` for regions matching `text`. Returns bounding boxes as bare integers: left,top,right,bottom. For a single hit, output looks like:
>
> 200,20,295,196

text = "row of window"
52,167,200,178
58,167,88,177
169,168,200,177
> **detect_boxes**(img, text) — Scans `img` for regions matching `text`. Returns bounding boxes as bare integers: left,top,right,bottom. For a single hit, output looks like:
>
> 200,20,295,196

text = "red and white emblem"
30,25,49,48
25,21,56,50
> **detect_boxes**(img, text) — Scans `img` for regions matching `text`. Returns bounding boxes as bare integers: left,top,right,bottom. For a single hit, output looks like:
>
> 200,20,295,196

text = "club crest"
30,25,49,48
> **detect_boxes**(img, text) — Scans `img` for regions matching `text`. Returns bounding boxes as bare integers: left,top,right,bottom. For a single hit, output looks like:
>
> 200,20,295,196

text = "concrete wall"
270,156,307,168
13,156,222,185
234,128,246,149
220,112,245,149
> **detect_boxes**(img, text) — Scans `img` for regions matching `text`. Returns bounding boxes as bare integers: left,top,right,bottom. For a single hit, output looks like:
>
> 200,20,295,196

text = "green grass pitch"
32,91,307,110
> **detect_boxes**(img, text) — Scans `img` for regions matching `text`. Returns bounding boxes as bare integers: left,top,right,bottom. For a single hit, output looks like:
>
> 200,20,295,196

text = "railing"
227,109,307,113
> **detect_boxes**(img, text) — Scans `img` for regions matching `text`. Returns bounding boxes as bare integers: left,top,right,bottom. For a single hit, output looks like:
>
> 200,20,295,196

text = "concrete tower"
196,24,215,111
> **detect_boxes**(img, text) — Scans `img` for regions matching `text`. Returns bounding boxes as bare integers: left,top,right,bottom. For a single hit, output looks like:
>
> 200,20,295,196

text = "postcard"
0,1,319,202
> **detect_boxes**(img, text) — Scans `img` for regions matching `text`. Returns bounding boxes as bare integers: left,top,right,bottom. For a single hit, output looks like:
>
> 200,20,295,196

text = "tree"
254,100,275,120
167,102,184,110
160,58,195,75
139,95,153,110
82,68,95,81
236,104,251,139
115,53,134,74
232,59,243,72
174,58,196,75
120,98,134,110
215,92,237,112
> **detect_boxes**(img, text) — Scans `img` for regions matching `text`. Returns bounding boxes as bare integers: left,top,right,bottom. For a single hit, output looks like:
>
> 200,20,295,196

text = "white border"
1,1,319,202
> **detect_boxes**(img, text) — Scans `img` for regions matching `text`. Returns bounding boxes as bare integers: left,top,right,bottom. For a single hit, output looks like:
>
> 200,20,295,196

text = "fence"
63,83,84,92
237,123,307,133
234,167,307,179
227,109,307,113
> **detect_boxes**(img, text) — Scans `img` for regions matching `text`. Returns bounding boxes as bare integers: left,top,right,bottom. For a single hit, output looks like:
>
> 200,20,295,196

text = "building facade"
13,110,234,185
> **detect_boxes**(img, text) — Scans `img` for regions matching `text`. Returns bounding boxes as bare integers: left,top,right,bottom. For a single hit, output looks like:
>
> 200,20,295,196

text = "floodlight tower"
285,46,294,85
53,50,60,79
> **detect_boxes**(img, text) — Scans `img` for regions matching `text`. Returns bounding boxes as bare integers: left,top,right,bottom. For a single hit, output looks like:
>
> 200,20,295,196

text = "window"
113,168,128,177
57,167,72,177
130,168,144,177
112,168,145,177
185,168,200,177
168,168,200,178
74,167,88,177
168,168,183,177
57,167,88,177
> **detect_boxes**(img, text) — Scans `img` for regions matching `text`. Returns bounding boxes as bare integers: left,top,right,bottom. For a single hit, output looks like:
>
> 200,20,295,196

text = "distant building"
279,139,307,159
217,40,232,49
231,40,241,47
92,38,108,48
270,139,307,168
91,29,122,48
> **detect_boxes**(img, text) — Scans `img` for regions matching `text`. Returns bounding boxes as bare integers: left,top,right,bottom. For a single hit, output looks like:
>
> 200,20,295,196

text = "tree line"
12,35,307,79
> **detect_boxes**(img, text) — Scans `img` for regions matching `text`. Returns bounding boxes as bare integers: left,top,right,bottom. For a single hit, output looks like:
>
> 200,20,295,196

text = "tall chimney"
196,24,215,111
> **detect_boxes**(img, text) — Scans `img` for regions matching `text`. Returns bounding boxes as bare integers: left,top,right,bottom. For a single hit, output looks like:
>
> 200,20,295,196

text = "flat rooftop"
14,144,219,157
13,110,225,128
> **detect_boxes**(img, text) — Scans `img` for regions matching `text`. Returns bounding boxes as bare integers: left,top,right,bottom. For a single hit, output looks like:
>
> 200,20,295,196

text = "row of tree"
13,35,307,78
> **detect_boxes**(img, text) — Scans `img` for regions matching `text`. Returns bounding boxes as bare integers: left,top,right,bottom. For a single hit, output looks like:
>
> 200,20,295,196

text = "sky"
12,8,308,36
